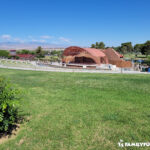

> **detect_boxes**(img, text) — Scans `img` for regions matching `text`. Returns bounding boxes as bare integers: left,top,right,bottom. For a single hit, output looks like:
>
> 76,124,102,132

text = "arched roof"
63,46,106,58
83,48,106,57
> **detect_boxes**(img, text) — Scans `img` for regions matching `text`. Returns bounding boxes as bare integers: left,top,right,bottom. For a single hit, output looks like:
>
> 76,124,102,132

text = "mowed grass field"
0,69,150,150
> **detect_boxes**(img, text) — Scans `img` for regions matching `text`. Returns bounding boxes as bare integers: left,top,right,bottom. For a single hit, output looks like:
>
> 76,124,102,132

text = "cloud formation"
0,34,72,45
31,39,46,43
1,34,11,40
40,35,53,39
13,38,25,43
59,37,71,43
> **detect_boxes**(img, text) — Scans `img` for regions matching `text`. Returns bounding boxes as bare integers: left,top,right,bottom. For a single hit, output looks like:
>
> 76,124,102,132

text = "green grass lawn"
124,53,150,60
124,53,136,59
0,68,150,150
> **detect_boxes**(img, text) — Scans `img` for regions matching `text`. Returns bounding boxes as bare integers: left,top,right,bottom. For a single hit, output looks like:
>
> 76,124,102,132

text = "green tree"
119,42,133,54
98,42,105,49
17,49,35,55
30,51,36,55
0,50,9,58
36,46,44,58
91,42,105,49
95,42,99,49
91,44,95,48
134,44,143,53
113,46,121,53
141,41,150,55
120,46,128,54
21,49,30,54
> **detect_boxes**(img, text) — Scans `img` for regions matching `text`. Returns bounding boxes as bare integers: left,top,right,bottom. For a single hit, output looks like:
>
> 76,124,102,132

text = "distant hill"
0,42,67,50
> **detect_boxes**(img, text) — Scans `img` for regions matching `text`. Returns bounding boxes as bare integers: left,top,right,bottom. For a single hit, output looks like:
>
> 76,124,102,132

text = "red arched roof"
83,48,106,57
63,46,106,58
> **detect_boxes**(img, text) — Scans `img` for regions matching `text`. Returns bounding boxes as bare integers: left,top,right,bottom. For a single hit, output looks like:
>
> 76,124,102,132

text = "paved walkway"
0,65,149,74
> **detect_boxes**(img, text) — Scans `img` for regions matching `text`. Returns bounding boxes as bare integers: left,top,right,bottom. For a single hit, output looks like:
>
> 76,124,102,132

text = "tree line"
0,46,63,59
91,41,150,55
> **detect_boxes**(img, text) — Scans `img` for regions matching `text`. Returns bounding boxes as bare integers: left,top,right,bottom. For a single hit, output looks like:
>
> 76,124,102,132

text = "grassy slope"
0,69,150,150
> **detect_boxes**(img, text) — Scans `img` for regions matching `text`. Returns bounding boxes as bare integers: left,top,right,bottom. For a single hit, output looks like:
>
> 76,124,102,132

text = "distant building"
17,54,35,60
43,48,65,52
9,50,16,56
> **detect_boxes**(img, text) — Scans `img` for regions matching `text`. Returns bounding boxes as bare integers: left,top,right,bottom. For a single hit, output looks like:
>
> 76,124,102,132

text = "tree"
95,42,99,49
90,42,105,49
36,46,44,58
30,51,36,55
121,42,133,53
0,50,9,58
21,49,30,54
120,46,128,54
17,49,35,55
141,41,150,55
91,44,95,48
98,42,105,49
134,44,143,53
36,46,42,54
113,46,121,53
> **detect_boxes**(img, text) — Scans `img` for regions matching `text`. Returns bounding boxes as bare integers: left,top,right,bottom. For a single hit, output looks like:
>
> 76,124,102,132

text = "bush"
8,55,12,59
0,77,21,133
16,56,20,60
50,56,60,62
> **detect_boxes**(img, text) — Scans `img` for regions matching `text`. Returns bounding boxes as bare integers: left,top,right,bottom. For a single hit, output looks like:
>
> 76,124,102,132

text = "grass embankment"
0,69,150,150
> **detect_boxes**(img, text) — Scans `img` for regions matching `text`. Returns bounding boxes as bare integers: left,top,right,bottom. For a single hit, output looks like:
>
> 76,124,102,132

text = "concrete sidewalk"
0,65,149,74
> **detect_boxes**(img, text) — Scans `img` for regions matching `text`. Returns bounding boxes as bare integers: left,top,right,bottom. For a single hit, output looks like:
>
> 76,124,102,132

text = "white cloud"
1,34,11,40
59,37,71,43
0,35,26,43
31,39,46,43
40,35,53,39
14,38,25,43
0,34,72,45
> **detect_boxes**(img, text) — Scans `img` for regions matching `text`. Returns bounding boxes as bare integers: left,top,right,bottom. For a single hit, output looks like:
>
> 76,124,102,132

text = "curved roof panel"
63,46,106,58
83,48,106,57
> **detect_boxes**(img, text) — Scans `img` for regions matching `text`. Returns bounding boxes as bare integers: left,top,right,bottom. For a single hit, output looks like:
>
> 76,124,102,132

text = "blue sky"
0,0,150,47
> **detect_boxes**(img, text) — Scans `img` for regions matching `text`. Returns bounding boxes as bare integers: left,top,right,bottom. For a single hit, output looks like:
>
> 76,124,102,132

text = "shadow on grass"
0,112,30,141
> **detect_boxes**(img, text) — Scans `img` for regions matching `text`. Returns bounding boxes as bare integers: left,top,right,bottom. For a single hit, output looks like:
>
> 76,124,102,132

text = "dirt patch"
0,124,21,144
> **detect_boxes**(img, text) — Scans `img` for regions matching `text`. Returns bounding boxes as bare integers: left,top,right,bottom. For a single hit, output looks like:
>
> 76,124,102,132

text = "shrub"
0,77,21,133
8,55,12,59
15,56,20,60
50,56,60,62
